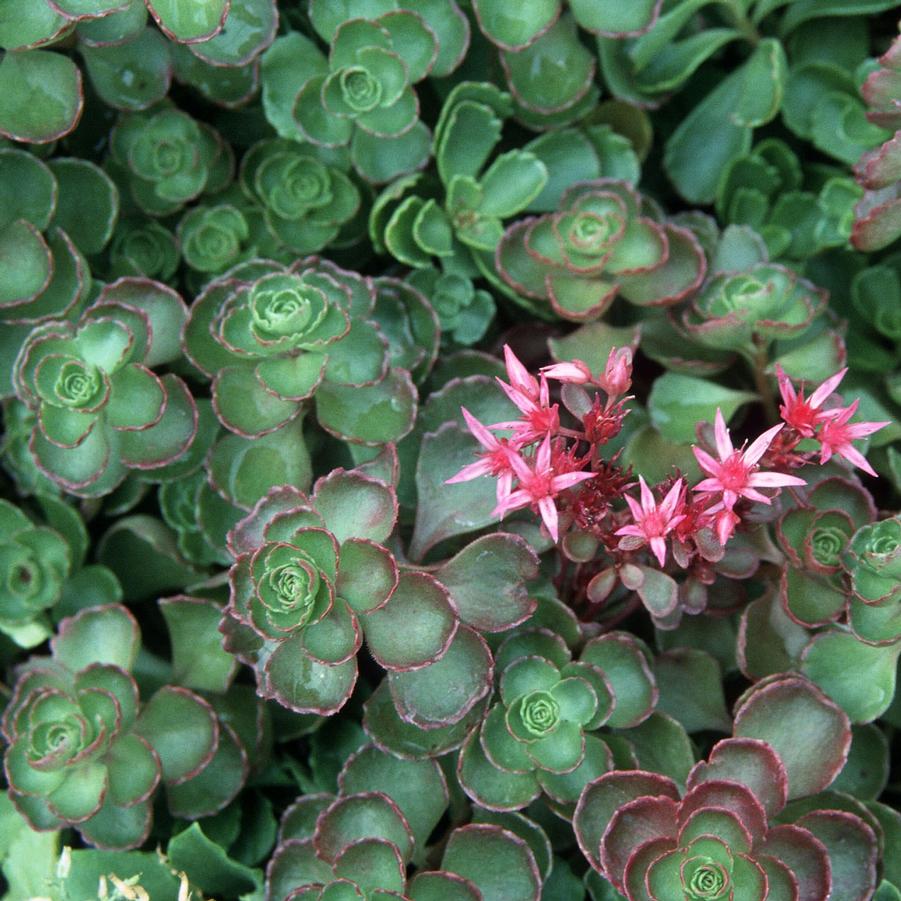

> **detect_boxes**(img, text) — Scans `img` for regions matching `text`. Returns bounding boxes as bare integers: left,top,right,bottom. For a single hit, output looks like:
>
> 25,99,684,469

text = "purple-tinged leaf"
312,469,398,545
580,632,657,729
733,674,851,799
795,810,878,901
339,745,448,850
135,686,218,785
686,738,787,818
51,604,140,672
574,770,679,873
442,824,542,901
314,792,413,865
336,539,398,614
166,722,248,819
362,571,457,672
263,637,357,716
436,534,539,633
388,625,492,729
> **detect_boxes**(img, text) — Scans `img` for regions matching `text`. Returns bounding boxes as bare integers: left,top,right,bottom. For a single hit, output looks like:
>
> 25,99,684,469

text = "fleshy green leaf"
0,50,83,143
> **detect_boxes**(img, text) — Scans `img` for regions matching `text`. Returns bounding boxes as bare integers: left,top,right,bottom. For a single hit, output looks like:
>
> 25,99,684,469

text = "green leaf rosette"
1,605,159,849
0,495,121,648
840,516,901,645
458,628,659,813
239,137,362,255
220,477,391,716
680,262,826,357
275,1,469,183
372,82,547,270
13,278,197,497
184,257,418,444
776,477,874,628
177,203,251,275
222,472,485,725
106,218,180,282
107,106,232,217
845,516,901,605
494,178,706,321
407,267,495,347
575,676,874,901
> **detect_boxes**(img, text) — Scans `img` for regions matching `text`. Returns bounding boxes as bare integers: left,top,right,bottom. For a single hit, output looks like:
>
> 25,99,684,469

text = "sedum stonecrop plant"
0,2,900,900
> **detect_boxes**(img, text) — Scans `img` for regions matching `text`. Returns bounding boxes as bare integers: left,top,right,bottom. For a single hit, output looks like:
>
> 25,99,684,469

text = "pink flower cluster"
448,346,888,571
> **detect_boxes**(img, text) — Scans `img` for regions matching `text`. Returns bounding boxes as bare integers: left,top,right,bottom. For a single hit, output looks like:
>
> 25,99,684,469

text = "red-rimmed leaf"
312,469,398,545
0,51,84,143
686,738,787,818
362,571,457,672
574,770,679,873
436,533,539,633
733,675,851,799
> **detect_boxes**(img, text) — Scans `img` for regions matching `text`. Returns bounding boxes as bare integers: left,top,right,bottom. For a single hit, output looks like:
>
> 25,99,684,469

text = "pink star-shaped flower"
693,410,806,510
816,399,889,477
775,364,848,437
493,345,560,444
493,435,596,542
615,476,686,567
445,407,517,504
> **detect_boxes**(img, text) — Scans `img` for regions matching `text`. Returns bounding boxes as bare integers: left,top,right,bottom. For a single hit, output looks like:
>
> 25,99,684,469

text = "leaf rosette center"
340,66,383,112
810,524,847,568
262,156,333,219
249,540,332,636
54,358,104,409
709,274,770,319
519,689,561,738
249,273,328,344
566,211,622,253
154,139,185,176
683,856,730,900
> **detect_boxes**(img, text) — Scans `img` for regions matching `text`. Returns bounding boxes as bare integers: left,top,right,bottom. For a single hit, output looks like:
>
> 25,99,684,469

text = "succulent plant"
407,267,495,346
221,474,472,720
493,179,706,321
775,478,872,630
0,495,120,648
107,106,232,217
853,30,901,251
0,1,900,896
458,627,658,813
0,148,118,396
680,262,827,357
265,0,468,184
268,749,543,901
13,278,197,496
575,676,874,901
2,606,159,849
239,137,362,255
184,256,418,444
105,217,180,282
0,0,277,144
176,203,250,276
716,139,862,259
843,515,901,612
372,82,548,269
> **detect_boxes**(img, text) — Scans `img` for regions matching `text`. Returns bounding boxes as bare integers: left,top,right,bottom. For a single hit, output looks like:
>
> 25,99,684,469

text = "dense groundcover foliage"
2,1,901,899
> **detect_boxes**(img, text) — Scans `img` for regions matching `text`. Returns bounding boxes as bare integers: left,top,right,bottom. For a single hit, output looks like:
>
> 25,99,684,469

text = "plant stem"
751,341,778,422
